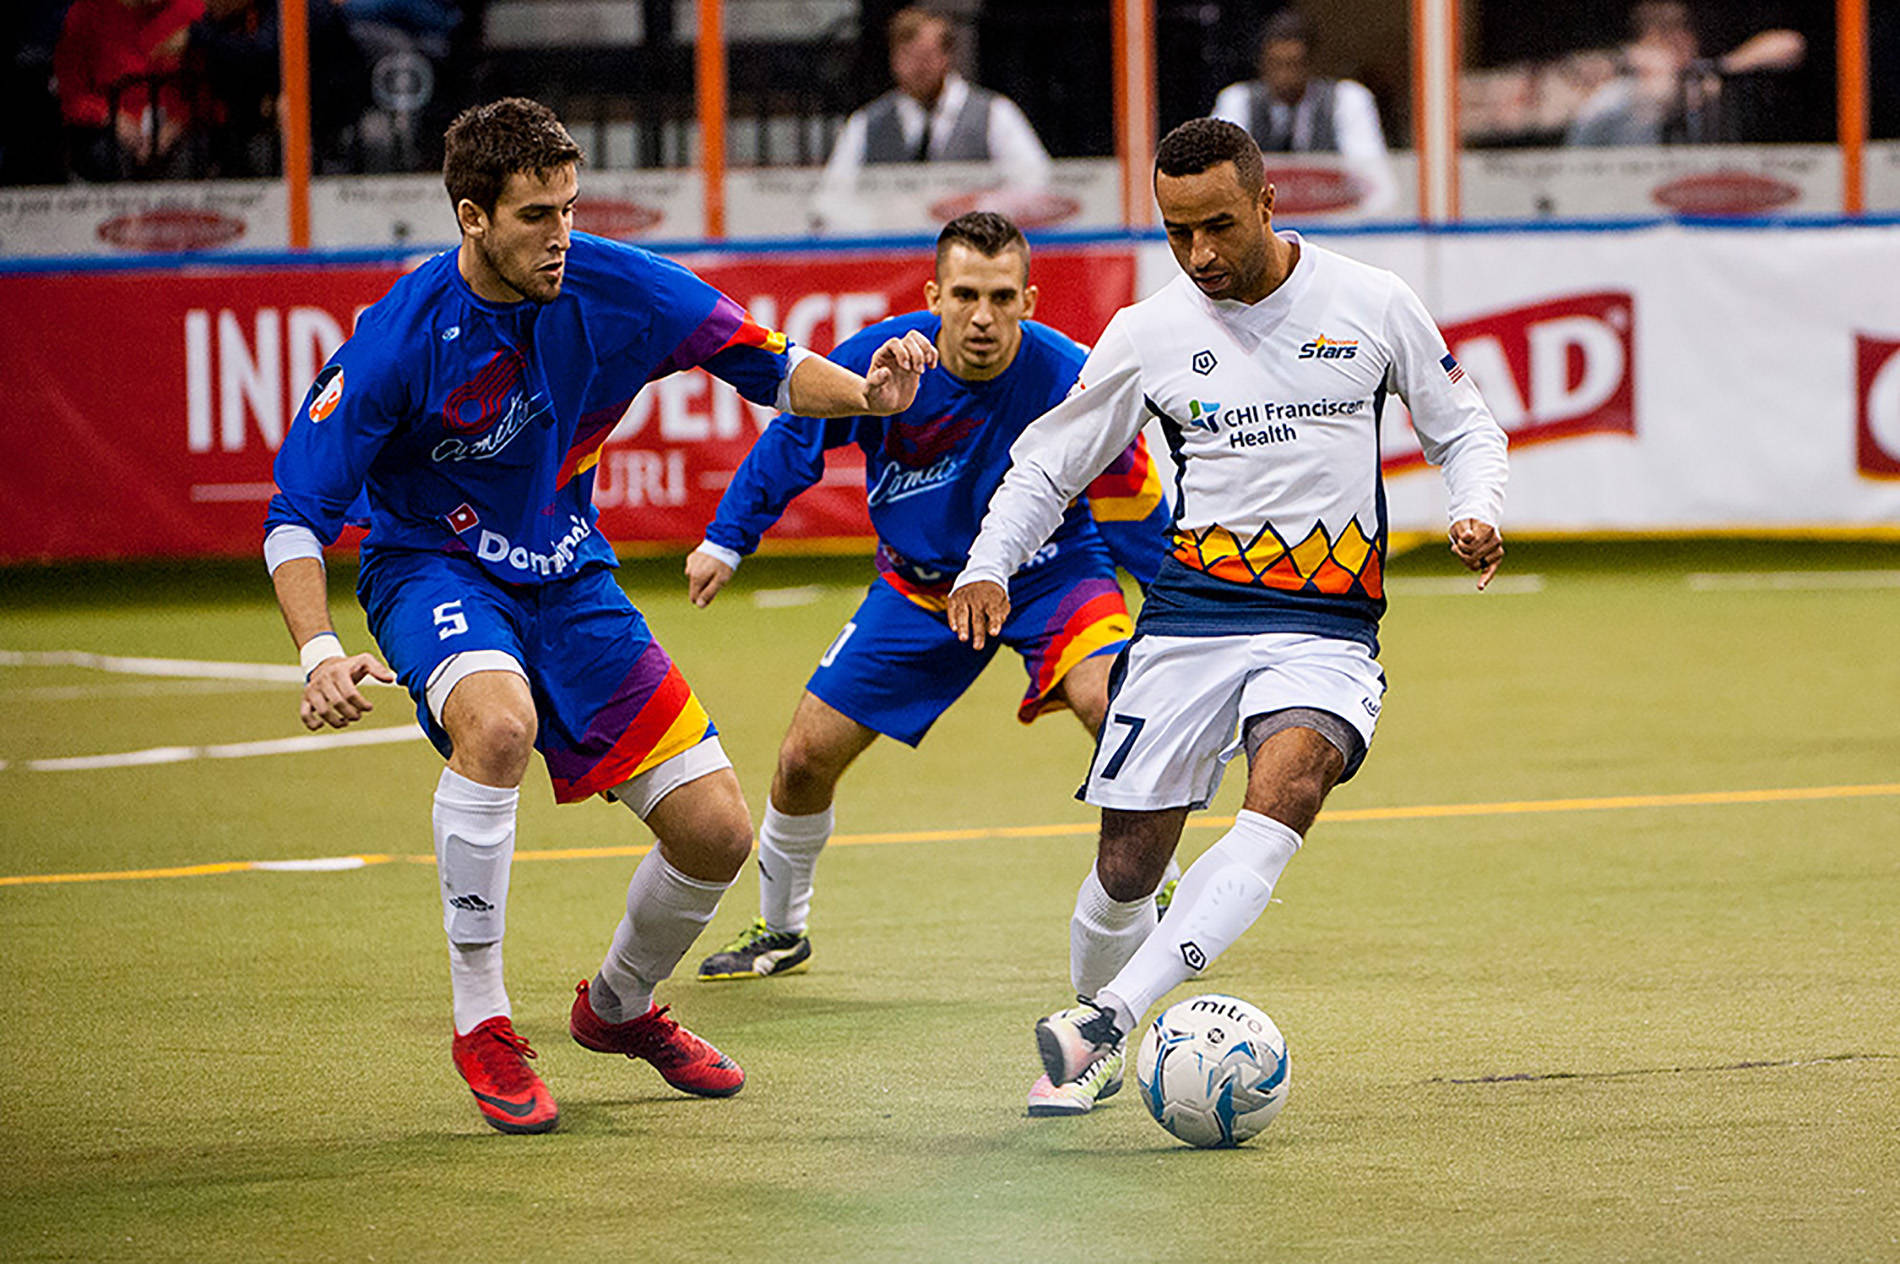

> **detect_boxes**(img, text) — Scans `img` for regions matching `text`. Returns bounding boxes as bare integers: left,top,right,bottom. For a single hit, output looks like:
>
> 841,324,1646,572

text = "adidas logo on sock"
448,893,496,912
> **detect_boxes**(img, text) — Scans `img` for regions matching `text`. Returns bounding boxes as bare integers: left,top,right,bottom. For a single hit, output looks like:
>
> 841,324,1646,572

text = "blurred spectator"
56,0,204,180
1211,10,1396,215
2,1,77,184
187,0,369,176
811,6,1053,233
1567,1,1805,145
331,0,461,170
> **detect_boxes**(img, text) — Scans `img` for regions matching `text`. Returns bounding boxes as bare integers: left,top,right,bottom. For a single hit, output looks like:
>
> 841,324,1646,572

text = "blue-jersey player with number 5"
263,98,937,1135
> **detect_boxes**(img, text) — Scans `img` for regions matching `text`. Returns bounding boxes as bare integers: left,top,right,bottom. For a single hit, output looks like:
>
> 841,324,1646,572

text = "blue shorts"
808,539,1134,747
358,552,715,803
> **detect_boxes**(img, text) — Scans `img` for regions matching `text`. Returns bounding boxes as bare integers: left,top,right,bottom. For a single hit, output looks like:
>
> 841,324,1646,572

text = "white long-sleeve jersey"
955,234,1507,652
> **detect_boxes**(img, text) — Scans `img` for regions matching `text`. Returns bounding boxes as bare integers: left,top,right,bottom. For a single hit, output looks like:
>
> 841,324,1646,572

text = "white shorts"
1081,632,1386,812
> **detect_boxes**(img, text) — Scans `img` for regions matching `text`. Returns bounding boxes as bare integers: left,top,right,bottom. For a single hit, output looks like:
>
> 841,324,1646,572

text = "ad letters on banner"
1381,290,1635,474
1857,335,1900,480
0,248,1136,563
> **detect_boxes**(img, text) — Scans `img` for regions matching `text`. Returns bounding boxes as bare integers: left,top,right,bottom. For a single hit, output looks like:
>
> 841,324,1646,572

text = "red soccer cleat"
569,980,745,1097
451,1016,560,1134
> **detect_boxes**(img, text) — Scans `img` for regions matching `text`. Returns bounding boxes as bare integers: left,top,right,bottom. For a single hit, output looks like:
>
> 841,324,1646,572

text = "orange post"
1410,0,1462,222
1838,0,1866,216
280,0,312,249
696,0,727,238
1112,0,1157,228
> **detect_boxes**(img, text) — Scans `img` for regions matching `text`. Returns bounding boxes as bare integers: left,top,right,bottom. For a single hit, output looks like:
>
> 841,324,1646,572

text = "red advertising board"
0,247,1136,563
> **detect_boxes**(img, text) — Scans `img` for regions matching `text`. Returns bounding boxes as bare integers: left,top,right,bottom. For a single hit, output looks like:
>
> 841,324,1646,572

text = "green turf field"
2,541,1896,1263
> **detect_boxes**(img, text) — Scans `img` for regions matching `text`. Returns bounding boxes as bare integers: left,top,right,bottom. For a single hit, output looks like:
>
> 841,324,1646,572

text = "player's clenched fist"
301,652,397,730
863,329,938,416
1448,518,1505,590
947,580,1010,651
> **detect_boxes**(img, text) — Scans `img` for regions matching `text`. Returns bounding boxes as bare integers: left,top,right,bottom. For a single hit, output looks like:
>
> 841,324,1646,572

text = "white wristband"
694,540,744,571
299,633,346,680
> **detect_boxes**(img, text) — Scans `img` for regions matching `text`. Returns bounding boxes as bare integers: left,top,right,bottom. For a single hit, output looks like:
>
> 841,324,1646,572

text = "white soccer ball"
1135,993,1289,1148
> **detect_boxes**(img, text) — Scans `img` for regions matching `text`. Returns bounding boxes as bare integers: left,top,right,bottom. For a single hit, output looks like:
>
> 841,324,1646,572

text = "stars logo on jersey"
1191,349,1218,375
1440,352,1467,383
1298,335,1359,360
1186,399,1222,433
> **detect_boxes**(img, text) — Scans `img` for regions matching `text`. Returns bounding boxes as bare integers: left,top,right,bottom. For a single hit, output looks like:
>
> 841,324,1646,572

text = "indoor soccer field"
2,539,1895,1263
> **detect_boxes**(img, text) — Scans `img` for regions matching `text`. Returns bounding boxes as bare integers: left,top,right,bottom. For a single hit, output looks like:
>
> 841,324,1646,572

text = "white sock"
448,943,510,1035
1098,810,1302,1032
593,849,732,1021
1070,864,1158,1000
433,769,517,1034
758,803,832,935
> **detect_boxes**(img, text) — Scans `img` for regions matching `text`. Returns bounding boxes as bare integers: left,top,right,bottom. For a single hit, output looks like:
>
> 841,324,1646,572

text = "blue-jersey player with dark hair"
263,98,937,1135
682,215,1174,1118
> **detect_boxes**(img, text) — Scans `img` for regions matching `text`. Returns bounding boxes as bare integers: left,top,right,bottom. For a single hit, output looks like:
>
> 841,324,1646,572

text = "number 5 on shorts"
1101,713,1146,779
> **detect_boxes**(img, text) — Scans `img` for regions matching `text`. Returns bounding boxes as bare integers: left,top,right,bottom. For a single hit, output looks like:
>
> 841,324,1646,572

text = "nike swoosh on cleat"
471,1090,540,1118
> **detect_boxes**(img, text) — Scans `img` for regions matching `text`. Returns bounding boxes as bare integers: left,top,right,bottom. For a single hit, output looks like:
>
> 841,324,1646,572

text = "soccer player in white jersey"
946,118,1508,1113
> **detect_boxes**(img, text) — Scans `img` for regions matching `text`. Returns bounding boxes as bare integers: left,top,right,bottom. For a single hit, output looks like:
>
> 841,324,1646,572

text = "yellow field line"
4,782,1896,888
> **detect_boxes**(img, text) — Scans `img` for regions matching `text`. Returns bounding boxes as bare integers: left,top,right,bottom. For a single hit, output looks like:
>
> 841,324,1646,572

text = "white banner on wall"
1865,141,1900,217
1460,144,1842,219
0,179,288,256
309,169,704,248
1274,223,1900,532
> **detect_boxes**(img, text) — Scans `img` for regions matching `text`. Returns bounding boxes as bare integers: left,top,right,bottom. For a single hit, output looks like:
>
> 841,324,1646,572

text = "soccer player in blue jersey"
681,216,1173,1107
263,98,936,1135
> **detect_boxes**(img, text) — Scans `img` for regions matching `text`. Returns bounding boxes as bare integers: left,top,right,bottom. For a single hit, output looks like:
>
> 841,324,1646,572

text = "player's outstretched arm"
270,556,395,730
1449,518,1505,590
786,330,937,418
946,581,1011,652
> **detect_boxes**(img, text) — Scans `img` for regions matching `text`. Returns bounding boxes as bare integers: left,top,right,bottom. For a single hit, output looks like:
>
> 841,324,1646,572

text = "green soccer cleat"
697,917,812,981
1026,1038,1126,1117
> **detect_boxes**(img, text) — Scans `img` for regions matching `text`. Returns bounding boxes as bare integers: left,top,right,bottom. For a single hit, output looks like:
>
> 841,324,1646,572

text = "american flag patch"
445,503,480,533
1440,352,1466,384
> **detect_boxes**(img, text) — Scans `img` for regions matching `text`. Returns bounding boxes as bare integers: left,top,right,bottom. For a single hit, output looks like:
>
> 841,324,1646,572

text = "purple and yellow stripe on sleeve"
544,639,716,804
1017,577,1132,724
1085,434,1165,522
647,293,788,384
556,398,635,490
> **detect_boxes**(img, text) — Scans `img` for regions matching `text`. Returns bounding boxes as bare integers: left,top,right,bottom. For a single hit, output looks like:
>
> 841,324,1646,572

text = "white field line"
1687,570,1900,592
1386,574,1545,596
18,725,426,772
751,585,831,608
0,680,288,702
0,649,403,685
0,649,303,682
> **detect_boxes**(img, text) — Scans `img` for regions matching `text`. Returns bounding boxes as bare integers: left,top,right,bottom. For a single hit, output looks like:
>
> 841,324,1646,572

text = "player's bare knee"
1096,848,1165,902
664,809,752,882
772,735,845,809
455,704,536,773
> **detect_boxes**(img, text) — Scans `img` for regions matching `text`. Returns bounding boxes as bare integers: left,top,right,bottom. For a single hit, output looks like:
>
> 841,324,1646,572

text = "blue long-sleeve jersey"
704,312,1170,590
267,232,795,583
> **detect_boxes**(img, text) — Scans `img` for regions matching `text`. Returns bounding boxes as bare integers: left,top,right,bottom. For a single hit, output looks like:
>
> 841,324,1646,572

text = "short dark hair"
1260,9,1312,49
935,210,1028,272
889,6,953,54
1154,118,1265,194
443,98,584,215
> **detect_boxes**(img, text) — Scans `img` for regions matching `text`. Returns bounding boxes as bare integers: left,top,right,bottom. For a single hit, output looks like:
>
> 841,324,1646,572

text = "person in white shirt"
810,6,1053,234
1211,10,1397,216
947,118,1507,1115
